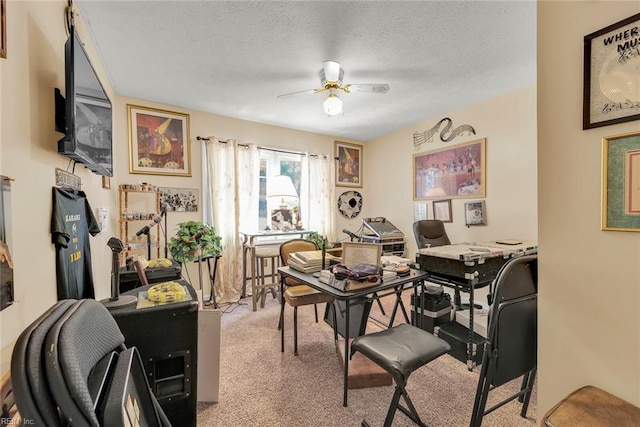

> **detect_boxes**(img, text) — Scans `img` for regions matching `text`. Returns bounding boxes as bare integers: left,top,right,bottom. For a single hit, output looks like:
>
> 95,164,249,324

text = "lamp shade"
266,175,298,199
324,93,343,116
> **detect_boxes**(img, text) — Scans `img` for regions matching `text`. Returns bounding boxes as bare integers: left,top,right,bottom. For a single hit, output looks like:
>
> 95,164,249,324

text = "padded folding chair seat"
284,284,332,307
351,323,451,426
279,238,334,355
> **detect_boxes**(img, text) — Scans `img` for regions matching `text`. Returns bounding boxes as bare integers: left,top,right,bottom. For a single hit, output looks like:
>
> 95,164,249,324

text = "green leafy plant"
307,232,334,250
168,221,222,263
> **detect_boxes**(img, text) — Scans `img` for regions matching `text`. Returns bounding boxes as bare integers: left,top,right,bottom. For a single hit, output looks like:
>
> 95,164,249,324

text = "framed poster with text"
583,13,640,129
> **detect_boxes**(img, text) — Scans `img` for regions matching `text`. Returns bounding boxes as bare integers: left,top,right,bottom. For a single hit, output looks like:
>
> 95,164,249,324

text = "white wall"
537,1,640,414
0,1,115,368
365,85,538,258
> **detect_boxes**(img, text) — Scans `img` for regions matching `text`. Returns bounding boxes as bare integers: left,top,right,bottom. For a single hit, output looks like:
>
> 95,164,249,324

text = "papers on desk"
479,240,538,255
288,251,336,273
381,255,412,266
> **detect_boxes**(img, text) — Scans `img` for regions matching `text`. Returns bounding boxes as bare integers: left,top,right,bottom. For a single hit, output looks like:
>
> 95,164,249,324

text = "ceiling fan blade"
276,88,322,99
323,60,341,82
344,84,390,94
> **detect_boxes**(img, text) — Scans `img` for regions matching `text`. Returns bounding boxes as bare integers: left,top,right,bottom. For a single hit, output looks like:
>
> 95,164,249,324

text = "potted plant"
307,232,334,250
168,221,222,263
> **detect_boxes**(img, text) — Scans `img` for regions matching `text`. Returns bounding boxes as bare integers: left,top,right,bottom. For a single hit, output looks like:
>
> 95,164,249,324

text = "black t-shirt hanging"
51,187,101,300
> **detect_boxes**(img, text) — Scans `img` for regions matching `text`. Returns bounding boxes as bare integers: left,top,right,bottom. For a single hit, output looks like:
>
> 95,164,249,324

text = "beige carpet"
197,294,537,427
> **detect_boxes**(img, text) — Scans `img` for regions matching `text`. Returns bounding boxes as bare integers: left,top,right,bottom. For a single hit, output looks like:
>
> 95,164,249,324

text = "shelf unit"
118,185,161,263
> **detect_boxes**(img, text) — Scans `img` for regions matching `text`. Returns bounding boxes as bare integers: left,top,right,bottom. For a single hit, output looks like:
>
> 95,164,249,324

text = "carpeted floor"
197,293,537,427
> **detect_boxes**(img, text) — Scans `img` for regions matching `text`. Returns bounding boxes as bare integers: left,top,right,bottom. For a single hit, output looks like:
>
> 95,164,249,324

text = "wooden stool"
253,245,280,310
543,385,640,427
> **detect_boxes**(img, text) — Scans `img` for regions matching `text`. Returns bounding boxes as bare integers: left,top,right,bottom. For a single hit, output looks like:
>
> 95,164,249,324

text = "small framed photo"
128,105,191,176
583,12,640,129
271,209,294,231
464,200,486,226
160,187,199,212
432,199,452,223
101,175,111,189
335,141,363,188
602,131,640,231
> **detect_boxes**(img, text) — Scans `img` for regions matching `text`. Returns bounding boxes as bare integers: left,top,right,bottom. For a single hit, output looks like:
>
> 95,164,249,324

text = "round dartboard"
338,190,363,218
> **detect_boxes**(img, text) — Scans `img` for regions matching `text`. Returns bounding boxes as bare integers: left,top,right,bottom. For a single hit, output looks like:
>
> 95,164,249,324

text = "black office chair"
351,323,451,426
470,254,538,427
412,219,451,249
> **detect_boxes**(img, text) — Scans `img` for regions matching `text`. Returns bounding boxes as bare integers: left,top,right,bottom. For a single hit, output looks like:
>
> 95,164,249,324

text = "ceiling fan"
277,60,390,116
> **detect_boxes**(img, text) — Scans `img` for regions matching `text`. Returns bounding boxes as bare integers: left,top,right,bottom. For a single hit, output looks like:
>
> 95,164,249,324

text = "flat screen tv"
56,27,112,177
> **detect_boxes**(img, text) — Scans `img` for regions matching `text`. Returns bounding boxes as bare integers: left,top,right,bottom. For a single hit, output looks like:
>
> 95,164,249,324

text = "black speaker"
110,281,199,427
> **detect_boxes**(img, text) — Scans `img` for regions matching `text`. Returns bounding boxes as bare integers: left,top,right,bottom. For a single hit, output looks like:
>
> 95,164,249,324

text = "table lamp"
267,175,298,209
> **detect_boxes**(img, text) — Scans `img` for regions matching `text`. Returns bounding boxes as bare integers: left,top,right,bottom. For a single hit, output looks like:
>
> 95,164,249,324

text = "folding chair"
350,323,451,426
470,254,538,426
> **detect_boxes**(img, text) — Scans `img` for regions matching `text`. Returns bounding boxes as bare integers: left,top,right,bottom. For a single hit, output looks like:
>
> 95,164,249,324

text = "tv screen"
57,27,113,177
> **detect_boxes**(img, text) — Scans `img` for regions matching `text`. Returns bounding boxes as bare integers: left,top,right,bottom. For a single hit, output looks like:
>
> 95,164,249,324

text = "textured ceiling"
76,1,536,142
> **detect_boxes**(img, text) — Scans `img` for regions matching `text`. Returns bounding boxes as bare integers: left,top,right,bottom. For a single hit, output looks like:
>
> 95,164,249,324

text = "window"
258,151,302,230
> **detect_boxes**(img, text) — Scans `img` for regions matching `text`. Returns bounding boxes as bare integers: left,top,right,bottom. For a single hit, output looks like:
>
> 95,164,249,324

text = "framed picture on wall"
601,131,640,231
160,187,199,212
433,199,452,223
335,141,363,188
128,105,191,176
413,138,486,200
583,12,640,129
464,200,486,226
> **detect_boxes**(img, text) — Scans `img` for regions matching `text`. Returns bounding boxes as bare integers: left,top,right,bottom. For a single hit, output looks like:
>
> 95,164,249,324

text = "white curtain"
301,153,336,241
203,138,259,303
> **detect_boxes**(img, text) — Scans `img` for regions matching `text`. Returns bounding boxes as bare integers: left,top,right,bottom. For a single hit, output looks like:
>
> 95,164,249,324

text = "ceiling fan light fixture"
324,93,343,116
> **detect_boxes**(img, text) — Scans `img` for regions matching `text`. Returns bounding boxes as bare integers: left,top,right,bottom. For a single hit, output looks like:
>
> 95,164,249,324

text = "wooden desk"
278,266,430,407
239,230,315,311
416,240,538,369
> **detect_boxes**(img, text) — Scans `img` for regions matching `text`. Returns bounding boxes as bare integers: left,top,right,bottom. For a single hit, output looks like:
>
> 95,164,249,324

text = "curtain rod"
196,136,323,158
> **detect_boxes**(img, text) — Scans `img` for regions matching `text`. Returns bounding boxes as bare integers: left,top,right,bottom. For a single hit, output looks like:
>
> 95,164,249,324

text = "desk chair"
279,238,334,355
412,219,478,310
351,323,451,426
413,219,451,249
470,254,538,427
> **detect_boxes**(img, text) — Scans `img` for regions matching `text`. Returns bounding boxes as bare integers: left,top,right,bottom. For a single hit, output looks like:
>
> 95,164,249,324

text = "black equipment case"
410,291,452,333
435,321,485,367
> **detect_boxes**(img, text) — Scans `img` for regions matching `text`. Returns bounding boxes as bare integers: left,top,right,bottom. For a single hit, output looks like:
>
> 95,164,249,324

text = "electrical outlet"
263,259,268,267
